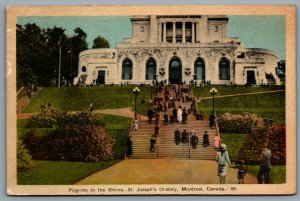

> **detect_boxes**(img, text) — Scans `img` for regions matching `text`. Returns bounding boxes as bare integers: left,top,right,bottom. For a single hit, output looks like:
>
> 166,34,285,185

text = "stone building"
74,15,280,85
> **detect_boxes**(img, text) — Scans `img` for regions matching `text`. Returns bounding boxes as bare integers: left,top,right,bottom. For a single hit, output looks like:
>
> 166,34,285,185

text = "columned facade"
158,17,200,44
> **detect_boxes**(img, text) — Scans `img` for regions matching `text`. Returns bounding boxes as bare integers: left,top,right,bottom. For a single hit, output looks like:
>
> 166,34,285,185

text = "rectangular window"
140,26,144,32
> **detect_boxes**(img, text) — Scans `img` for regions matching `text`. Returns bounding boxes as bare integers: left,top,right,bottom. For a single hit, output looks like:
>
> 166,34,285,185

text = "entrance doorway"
247,70,256,85
169,58,182,84
97,70,105,84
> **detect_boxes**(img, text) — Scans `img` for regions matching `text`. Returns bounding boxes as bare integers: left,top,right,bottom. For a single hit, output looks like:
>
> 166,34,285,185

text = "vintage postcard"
6,5,296,195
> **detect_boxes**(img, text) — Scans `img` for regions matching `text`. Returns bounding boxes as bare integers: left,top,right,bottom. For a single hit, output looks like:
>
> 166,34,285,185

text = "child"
237,160,247,184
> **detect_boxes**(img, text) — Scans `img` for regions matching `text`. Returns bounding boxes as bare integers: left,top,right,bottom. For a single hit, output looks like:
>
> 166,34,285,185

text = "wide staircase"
130,84,219,160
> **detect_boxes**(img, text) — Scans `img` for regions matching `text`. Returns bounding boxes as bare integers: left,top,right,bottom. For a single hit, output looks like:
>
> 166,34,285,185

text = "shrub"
29,108,105,128
23,128,44,160
268,125,286,164
17,140,35,171
25,108,112,162
30,107,67,128
218,113,265,133
237,125,286,165
26,125,114,162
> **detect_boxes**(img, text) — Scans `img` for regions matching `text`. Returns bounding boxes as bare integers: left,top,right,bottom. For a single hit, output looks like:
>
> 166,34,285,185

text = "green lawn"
23,85,155,116
17,160,118,185
220,133,247,162
246,165,286,184
193,85,284,98
198,91,285,124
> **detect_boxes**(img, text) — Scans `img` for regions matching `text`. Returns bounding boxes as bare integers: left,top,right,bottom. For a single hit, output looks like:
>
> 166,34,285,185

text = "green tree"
17,139,35,171
17,23,47,87
70,28,88,79
16,24,69,87
16,24,89,87
44,26,70,86
92,36,110,49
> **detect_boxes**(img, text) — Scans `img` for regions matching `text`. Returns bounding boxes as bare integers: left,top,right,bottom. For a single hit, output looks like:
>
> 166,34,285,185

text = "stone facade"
74,15,279,85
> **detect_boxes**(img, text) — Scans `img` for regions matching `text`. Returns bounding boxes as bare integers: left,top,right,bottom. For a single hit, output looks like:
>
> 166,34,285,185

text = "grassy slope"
193,85,284,97
23,86,154,116
220,133,247,161
199,91,285,124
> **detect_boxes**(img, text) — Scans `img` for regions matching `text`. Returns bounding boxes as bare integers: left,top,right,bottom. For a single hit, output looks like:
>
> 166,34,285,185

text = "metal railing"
214,112,221,142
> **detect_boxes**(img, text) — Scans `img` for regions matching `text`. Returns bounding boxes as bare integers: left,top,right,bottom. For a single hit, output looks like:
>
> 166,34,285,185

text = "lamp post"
150,83,154,99
68,50,73,84
58,36,62,87
133,87,140,118
68,50,73,72
210,87,218,114
155,74,159,85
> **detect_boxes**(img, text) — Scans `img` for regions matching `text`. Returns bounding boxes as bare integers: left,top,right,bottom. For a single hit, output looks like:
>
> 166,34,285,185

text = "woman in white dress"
177,106,183,123
216,144,232,184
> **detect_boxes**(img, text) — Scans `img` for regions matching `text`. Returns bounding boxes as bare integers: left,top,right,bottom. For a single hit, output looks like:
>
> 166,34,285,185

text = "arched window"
122,58,133,80
194,58,205,80
169,57,182,84
219,58,230,80
81,66,86,72
145,58,157,80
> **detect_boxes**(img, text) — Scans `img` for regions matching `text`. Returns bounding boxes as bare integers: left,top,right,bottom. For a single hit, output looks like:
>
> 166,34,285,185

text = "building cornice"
131,17,151,22
208,17,229,22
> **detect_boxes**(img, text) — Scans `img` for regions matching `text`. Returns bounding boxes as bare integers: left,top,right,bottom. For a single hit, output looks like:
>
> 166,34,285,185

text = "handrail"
125,118,135,159
214,112,222,146
187,86,191,159
157,111,162,157
154,84,160,157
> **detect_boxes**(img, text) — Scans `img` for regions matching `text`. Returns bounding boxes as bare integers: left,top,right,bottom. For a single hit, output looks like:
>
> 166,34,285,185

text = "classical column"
192,22,195,43
163,22,166,43
158,22,162,43
172,22,176,43
182,22,186,43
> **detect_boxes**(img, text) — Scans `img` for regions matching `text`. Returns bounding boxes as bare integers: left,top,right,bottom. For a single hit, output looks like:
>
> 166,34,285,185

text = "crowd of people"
173,128,214,149
147,83,193,126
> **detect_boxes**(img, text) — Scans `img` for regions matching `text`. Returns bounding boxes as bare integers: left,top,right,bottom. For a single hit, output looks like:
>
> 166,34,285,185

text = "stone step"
130,86,219,160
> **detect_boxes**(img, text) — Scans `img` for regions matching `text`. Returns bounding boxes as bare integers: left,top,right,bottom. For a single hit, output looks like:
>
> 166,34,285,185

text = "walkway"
17,87,42,114
199,89,285,100
17,107,147,120
76,159,257,184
